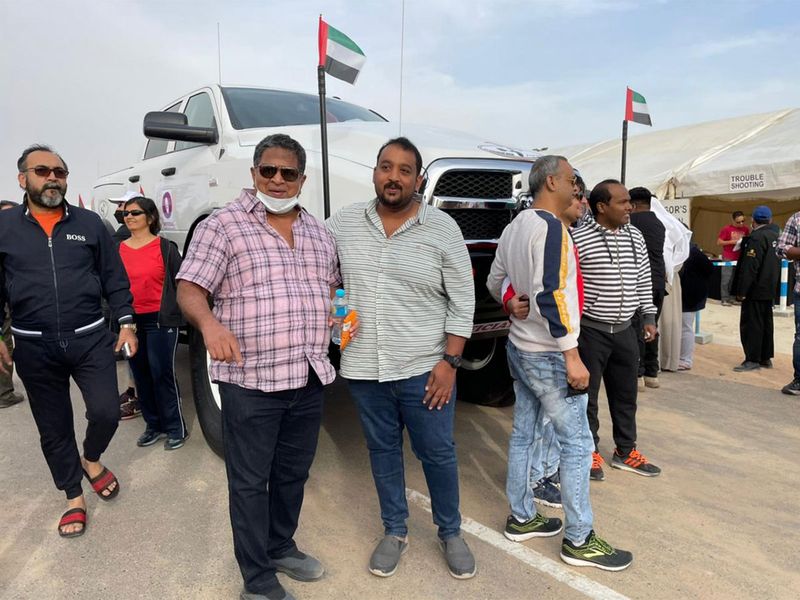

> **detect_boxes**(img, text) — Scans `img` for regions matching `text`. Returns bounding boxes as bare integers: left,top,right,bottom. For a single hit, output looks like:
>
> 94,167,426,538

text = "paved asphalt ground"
1,313,798,599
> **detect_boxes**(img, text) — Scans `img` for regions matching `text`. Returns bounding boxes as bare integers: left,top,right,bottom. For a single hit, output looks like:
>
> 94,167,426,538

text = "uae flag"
625,87,652,126
318,18,366,84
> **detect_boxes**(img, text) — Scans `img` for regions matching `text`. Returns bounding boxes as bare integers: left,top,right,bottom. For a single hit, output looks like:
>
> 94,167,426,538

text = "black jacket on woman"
157,237,185,328
680,244,714,312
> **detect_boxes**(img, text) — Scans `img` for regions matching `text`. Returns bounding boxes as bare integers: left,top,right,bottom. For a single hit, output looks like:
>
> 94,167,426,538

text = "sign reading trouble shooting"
729,172,766,192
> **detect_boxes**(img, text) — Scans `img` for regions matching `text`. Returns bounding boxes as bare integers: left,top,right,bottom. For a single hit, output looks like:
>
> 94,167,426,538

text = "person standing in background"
679,240,713,370
730,206,780,372
109,192,141,420
118,196,187,450
628,187,666,389
717,211,749,306
0,200,25,409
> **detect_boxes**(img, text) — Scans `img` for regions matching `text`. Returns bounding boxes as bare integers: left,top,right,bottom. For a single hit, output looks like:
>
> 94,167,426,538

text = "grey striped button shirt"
327,199,475,382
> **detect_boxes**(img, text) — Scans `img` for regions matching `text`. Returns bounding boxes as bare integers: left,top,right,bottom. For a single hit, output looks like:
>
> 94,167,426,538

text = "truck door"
151,90,222,249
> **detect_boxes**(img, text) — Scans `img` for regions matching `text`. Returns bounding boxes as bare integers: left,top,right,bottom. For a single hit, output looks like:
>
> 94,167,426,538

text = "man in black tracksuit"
731,205,781,372
0,145,137,538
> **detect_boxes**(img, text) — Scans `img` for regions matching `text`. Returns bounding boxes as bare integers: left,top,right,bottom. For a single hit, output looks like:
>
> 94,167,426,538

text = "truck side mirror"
143,111,218,145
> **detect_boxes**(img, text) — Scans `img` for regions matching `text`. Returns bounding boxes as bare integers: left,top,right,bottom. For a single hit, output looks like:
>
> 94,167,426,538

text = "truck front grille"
445,209,513,241
433,170,513,199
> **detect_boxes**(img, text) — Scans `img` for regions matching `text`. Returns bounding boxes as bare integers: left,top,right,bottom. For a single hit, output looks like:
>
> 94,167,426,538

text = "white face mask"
256,189,301,215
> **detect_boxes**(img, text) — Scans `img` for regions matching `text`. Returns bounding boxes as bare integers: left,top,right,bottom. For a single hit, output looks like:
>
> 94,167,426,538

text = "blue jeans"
506,342,593,544
347,373,462,540
530,418,560,482
794,293,800,380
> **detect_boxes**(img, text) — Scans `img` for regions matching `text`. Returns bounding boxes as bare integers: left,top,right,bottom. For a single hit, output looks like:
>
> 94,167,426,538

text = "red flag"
318,16,328,68
139,185,145,196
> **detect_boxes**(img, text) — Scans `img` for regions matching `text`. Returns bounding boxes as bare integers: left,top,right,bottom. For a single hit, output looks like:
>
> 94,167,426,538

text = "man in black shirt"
629,187,667,389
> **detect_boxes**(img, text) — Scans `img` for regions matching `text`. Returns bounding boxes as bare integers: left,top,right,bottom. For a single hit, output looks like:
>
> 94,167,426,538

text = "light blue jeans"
506,342,594,544
530,419,560,482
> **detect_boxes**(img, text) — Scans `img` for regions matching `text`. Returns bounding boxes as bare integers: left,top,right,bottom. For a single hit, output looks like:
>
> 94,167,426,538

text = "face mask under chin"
256,189,301,215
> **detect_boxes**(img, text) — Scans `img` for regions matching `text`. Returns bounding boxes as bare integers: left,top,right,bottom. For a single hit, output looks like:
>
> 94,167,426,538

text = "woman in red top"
119,197,187,450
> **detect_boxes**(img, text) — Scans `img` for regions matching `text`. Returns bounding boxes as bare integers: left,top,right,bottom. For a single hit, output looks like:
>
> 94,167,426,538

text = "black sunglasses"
257,164,301,182
25,166,69,179
122,209,146,217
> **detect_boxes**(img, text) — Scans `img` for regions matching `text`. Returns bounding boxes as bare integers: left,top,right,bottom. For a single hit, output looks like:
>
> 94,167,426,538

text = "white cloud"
691,30,789,58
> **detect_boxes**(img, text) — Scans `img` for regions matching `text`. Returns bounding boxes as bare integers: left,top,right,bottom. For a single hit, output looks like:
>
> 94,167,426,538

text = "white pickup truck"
93,84,538,454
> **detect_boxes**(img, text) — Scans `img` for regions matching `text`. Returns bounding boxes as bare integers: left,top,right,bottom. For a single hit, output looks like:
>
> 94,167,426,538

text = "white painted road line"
406,488,631,600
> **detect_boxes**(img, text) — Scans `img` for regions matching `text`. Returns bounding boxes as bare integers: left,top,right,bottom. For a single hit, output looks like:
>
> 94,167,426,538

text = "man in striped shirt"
572,179,662,481
327,137,477,580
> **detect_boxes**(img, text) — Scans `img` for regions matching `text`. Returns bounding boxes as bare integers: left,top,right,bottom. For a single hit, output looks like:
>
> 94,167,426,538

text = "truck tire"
457,338,515,407
188,326,224,457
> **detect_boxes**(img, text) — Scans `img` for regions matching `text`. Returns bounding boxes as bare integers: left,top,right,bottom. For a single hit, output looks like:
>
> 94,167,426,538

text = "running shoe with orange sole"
590,451,605,481
611,448,661,477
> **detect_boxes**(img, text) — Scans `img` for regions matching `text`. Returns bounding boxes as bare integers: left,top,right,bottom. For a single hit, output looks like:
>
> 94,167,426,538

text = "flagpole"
398,0,405,135
317,15,332,219
620,119,628,184
317,65,331,219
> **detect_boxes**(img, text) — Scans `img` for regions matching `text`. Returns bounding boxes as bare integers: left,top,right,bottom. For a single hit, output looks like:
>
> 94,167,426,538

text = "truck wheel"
189,326,224,457
457,338,515,407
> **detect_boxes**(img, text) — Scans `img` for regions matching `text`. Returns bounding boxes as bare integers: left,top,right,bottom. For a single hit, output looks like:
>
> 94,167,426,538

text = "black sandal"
58,508,86,538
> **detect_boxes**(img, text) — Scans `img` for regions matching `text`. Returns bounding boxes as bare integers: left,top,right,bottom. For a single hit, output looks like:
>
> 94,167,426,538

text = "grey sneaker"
369,535,408,577
0,393,24,408
271,549,324,581
164,435,188,451
240,584,296,600
782,379,800,395
439,536,476,579
733,361,761,372
137,429,165,447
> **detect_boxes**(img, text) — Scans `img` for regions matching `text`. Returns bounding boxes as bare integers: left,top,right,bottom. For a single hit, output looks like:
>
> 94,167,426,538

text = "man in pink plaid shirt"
177,134,340,600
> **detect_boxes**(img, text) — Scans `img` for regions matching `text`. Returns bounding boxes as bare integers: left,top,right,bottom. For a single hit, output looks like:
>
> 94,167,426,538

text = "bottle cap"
335,289,345,297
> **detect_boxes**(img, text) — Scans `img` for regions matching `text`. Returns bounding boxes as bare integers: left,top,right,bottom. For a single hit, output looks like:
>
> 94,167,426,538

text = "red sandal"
58,508,86,538
83,466,120,501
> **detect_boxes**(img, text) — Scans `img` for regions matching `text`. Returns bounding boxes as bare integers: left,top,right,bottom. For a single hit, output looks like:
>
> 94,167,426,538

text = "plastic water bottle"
331,289,347,345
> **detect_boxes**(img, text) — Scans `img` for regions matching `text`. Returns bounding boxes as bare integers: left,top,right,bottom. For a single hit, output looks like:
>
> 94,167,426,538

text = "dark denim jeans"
794,292,800,380
347,372,462,540
219,370,323,596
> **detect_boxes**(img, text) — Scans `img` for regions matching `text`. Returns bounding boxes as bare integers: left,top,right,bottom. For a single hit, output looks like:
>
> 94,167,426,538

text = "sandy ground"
1,303,798,600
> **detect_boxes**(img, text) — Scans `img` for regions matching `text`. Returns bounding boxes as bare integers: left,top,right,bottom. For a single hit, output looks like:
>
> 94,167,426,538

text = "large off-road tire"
188,326,224,457
457,338,515,407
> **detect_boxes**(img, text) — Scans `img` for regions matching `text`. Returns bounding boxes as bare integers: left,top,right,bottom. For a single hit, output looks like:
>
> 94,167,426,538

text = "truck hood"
236,121,539,168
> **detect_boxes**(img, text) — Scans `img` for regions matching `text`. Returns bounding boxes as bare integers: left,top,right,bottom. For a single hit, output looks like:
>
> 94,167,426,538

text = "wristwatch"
120,323,137,333
442,353,462,369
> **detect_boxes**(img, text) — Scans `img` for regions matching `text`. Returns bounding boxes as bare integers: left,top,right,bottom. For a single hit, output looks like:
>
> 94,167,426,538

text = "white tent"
554,108,800,252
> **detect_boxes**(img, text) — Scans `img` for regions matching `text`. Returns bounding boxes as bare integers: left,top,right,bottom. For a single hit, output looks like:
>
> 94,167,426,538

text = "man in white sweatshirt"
487,156,633,571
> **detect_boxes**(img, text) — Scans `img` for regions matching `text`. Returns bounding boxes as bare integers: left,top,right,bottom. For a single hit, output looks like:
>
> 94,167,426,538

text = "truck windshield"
221,87,386,130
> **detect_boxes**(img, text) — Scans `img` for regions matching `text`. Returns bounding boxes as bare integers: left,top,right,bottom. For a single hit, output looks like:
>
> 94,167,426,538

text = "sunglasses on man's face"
256,164,301,182
122,210,146,217
25,166,69,179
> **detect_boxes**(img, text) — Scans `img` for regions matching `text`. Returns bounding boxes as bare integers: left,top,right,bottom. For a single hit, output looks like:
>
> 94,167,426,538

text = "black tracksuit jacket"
0,199,134,339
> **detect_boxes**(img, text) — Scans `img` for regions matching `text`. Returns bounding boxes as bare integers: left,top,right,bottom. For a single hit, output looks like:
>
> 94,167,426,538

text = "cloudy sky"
2,0,799,201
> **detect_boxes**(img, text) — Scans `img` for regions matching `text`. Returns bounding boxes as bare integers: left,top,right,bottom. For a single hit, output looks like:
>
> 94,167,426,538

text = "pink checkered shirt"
176,189,341,392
